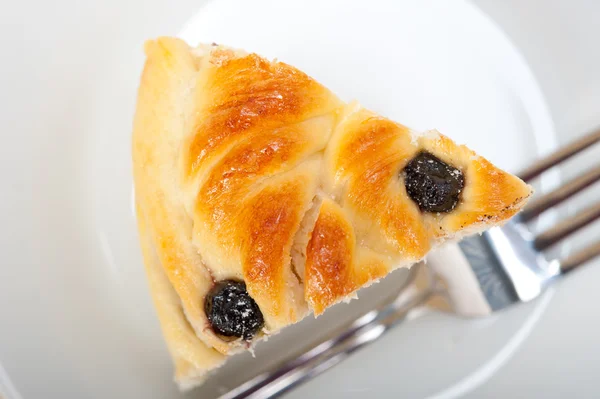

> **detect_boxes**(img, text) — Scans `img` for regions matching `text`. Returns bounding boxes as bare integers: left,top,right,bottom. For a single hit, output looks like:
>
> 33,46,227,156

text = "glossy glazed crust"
132,37,532,378
135,205,225,390
306,104,532,312
133,37,342,355
305,198,391,314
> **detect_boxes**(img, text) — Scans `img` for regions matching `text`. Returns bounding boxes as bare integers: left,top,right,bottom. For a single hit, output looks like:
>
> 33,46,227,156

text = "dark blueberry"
402,151,464,213
204,280,264,340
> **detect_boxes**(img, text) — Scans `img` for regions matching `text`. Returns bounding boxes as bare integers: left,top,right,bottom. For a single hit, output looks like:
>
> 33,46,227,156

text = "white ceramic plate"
0,0,557,398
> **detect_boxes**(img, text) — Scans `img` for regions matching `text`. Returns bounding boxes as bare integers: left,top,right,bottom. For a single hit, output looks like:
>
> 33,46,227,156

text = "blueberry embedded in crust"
204,280,264,341
402,151,465,213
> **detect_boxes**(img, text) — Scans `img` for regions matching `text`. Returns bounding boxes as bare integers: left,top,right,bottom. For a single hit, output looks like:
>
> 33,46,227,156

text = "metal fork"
222,128,600,399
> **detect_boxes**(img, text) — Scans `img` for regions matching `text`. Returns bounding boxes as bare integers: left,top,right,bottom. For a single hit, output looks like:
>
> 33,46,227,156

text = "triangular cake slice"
132,37,532,389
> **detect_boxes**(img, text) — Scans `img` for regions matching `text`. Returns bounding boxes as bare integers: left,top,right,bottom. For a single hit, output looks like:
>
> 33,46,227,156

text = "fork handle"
220,269,433,399
242,292,430,399
560,241,600,272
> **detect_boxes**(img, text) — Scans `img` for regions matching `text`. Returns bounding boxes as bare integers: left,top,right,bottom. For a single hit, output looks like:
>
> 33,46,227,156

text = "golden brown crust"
132,38,532,382
323,105,431,260
187,47,341,333
133,38,229,351
305,199,389,314
185,52,340,178
135,204,225,390
238,164,320,326
418,132,533,235
133,37,342,356
304,104,532,311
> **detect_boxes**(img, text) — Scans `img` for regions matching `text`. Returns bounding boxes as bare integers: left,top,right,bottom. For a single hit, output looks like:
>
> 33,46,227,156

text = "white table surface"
1,0,598,397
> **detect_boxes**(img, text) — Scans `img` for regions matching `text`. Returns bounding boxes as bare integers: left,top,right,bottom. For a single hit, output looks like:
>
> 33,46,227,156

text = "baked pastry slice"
132,37,532,388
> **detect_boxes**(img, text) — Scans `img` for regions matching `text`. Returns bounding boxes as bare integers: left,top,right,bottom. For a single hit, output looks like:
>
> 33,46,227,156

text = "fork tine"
560,241,600,272
534,202,600,250
520,165,600,222
519,128,600,182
